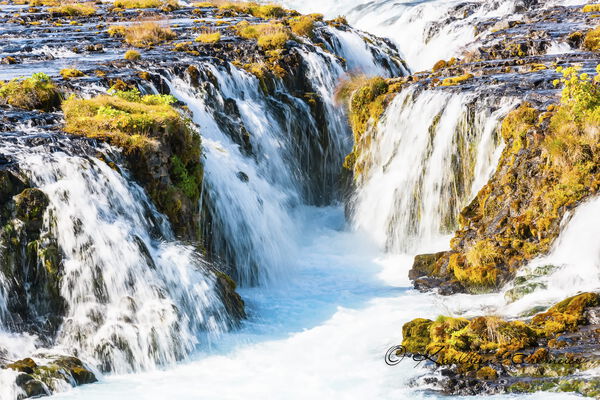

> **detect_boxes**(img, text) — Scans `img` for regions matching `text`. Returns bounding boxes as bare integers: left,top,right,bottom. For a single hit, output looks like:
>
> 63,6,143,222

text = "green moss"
0,73,60,111
338,76,390,177
195,31,221,43
170,155,201,200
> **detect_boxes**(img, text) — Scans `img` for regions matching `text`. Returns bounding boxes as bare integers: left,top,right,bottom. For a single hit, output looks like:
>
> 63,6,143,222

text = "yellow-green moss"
289,14,319,38
402,318,433,353
62,89,180,153
0,72,60,111
113,0,178,10
108,22,176,48
582,4,600,13
531,292,600,335
195,31,221,43
476,366,498,380
401,293,598,370
235,21,291,50
60,68,84,79
217,2,289,19
48,2,96,16
337,76,390,175
441,73,474,86
583,26,600,51
124,50,141,60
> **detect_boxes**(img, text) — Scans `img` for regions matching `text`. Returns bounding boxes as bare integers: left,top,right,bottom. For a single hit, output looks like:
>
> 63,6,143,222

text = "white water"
1,1,597,399
268,0,587,71
350,88,516,252
0,142,232,381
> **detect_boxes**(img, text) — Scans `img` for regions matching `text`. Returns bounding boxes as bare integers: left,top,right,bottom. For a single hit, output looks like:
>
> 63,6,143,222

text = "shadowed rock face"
0,167,65,340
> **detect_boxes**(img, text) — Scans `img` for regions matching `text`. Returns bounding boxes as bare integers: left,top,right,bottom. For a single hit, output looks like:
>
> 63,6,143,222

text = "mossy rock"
0,73,61,111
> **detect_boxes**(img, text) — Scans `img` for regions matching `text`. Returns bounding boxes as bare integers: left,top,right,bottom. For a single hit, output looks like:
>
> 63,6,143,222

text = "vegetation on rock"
583,26,600,52
124,49,141,60
108,22,177,48
402,292,599,367
410,64,600,293
195,30,221,43
235,21,291,50
62,88,204,239
60,68,84,79
48,2,96,16
0,72,61,111
113,0,178,10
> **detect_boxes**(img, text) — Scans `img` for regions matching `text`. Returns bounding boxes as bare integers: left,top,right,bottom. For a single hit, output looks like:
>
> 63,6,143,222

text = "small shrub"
441,73,474,86
124,50,141,60
289,15,317,38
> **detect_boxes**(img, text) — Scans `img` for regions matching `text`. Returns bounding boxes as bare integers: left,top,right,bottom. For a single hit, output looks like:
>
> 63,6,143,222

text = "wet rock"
6,355,97,398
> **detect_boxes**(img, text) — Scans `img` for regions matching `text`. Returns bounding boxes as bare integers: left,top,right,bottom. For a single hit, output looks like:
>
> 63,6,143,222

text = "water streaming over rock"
0,0,598,398
267,0,588,70
349,88,517,253
0,139,233,380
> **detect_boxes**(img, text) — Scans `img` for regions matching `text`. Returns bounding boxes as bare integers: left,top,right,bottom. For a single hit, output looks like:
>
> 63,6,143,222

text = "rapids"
0,0,597,398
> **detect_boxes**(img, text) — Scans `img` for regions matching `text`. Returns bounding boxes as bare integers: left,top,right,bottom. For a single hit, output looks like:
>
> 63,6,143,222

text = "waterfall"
162,32,402,286
268,0,588,70
0,139,232,375
349,88,516,253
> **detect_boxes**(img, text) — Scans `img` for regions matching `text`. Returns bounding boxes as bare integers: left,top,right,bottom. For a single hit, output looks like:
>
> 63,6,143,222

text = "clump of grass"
441,73,474,86
216,1,288,19
235,21,291,50
583,26,600,52
582,4,600,12
0,72,60,111
62,88,179,152
195,30,221,43
48,2,97,16
113,0,179,10
334,75,391,176
60,68,84,79
124,49,141,60
289,14,320,39
108,21,177,48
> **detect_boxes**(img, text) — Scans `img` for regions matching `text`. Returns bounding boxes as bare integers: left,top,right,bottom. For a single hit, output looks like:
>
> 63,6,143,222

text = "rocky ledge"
400,293,600,397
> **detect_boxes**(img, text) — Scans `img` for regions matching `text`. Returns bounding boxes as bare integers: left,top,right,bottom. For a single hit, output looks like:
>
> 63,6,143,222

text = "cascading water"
0,139,233,381
349,88,516,253
160,32,404,286
266,0,588,70
1,0,598,398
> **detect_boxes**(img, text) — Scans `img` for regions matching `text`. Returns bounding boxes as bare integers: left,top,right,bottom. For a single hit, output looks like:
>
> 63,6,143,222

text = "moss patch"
0,72,61,111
